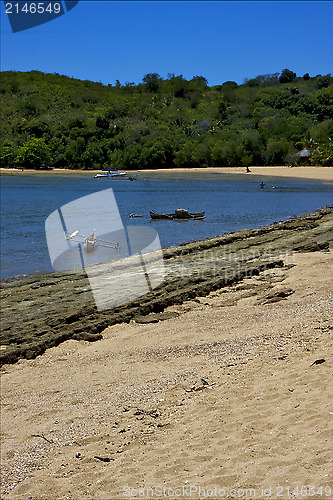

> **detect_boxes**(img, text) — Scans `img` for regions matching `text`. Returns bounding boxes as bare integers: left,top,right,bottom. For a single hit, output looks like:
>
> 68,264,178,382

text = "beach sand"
1,249,332,499
140,166,333,183
1,166,333,182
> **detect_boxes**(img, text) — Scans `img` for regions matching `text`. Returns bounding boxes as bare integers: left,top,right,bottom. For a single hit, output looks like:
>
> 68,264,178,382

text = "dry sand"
140,166,333,183
240,166,333,182
1,166,333,182
1,249,332,499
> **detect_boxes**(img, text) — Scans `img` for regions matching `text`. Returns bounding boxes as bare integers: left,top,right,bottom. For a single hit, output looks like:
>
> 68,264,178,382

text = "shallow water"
1,171,332,278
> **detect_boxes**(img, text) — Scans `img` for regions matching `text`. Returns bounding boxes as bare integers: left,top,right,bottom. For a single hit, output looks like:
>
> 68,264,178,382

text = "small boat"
65,229,120,252
150,209,205,220
94,169,127,179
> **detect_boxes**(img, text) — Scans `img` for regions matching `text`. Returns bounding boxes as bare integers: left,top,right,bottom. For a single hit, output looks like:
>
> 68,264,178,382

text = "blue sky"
1,1,332,86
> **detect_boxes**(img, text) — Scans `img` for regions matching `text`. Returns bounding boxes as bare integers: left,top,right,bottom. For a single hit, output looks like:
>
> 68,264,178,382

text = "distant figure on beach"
246,166,251,173
260,182,265,189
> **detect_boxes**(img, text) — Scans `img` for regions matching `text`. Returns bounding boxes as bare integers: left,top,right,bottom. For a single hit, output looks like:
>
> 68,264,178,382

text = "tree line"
0,69,332,169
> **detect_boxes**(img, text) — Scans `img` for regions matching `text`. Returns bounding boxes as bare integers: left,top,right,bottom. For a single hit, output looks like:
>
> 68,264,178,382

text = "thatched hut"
296,148,311,164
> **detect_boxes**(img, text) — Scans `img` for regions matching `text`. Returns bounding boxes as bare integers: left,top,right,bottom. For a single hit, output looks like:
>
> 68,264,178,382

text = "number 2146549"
5,3,61,15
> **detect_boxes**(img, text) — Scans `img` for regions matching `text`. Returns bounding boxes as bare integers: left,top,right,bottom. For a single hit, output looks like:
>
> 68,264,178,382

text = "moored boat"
94,169,127,179
150,209,205,220
64,229,120,252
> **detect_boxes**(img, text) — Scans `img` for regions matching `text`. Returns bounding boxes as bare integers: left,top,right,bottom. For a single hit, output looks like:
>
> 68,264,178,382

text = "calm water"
1,171,332,279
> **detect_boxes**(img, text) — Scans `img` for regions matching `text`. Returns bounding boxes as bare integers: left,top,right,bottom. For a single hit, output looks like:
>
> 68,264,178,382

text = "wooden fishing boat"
64,229,120,252
150,209,205,220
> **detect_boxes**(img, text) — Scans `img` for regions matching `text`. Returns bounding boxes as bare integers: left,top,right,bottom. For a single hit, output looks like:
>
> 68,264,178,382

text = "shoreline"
1,165,333,182
1,205,332,367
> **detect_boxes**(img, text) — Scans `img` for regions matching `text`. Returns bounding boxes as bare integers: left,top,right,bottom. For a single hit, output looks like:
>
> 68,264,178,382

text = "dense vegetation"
1,69,332,169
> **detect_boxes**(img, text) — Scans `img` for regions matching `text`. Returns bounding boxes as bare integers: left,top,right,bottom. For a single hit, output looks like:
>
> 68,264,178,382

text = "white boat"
65,229,120,252
83,230,97,252
94,169,127,179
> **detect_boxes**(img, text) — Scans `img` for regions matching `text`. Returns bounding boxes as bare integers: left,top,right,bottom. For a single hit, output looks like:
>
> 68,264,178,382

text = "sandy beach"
140,166,333,183
1,166,333,182
1,246,333,498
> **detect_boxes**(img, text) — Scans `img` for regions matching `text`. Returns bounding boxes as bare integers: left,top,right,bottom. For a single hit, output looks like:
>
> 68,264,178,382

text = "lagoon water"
1,171,332,279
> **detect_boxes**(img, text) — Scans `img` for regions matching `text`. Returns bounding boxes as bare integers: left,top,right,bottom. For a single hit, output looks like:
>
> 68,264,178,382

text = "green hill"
1,69,332,169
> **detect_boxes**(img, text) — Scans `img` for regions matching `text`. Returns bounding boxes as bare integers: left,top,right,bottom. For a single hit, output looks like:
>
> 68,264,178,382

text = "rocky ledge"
1,206,332,365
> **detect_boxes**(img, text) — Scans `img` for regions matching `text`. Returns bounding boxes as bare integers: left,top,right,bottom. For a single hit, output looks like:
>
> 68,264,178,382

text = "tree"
15,138,52,169
245,78,260,87
172,75,189,98
0,139,15,167
279,69,296,84
265,138,289,165
96,115,109,130
191,76,208,87
316,75,333,89
222,81,238,88
143,73,161,92
22,119,51,139
311,139,333,166
218,101,228,120
256,73,280,85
